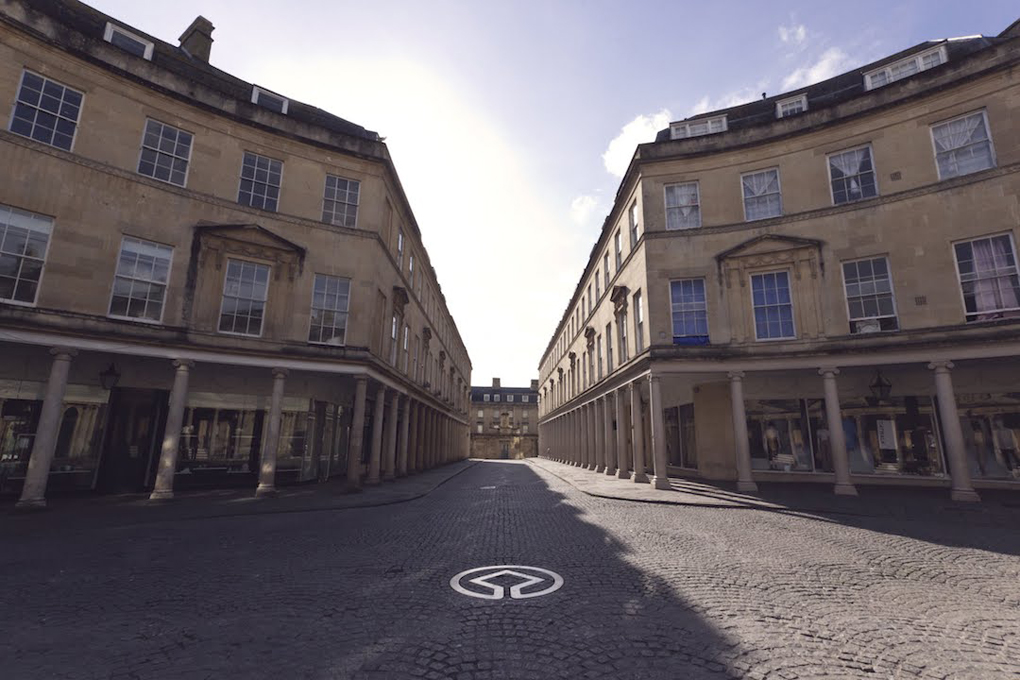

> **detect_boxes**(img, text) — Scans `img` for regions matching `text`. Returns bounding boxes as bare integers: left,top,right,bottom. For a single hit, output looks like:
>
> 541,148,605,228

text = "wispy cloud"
781,47,854,91
602,110,672,178
569,194,601,226
778,23,807,45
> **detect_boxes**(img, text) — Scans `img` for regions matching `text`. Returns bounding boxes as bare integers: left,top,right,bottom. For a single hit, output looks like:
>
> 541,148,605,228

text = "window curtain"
666,185,699,229
743,171,780,220
972,238,1020,317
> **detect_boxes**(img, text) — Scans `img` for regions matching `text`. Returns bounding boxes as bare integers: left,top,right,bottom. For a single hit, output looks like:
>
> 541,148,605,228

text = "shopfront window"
747,400,813,471
958,393,1020,480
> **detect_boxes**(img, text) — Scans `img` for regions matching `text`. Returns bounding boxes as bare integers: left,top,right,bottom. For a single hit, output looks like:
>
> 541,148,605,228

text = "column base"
736,480,759,493
951,488,981,503
255,484,277,498
382,474,396,482
149,489,175,501
651,475,671,490
15,497,47,511
632,472,649,484
833,483,858,497
617,470,629,480
594,465,605,473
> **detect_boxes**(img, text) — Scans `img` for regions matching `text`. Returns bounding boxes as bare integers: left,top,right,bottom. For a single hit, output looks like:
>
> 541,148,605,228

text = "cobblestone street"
3,460,1019,679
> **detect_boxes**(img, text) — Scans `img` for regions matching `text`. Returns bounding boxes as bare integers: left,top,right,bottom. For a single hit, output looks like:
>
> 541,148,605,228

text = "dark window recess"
110,30,148,57
255,91,287,114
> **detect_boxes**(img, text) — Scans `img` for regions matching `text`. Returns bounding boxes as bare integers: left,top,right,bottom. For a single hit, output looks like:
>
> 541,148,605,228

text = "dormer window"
670,115,727,140
104,22,154,60
776,94,807,118
864,44,947,90
251,86,289,115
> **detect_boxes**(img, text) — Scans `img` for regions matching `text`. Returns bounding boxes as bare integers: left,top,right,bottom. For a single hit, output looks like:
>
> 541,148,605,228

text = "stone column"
383,390,400,481
594,397,606,473
398,396,411,477
346,377,368,488
572,410,580,465
603,396,617,477
648,374,671,490
17,348,77,509
629,381,649,483
582,404,592,469
728,371,758,493
930,361,980,502
256,368,288,498
150,359,194,501
615,388,629,479
413,402,426,472
819,368,857,496
367,385,386,484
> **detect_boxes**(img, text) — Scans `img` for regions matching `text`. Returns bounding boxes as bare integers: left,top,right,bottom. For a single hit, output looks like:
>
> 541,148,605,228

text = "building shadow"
666,475,1020,557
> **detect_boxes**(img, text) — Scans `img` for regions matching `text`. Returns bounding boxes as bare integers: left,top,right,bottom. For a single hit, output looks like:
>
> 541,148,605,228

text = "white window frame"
238,151,283,212
218,258,271,338
670,115,727,139
10,70,84,153
664,181,702,230
603,255,610,288
951,232,1020,323
633,291,644,353
251,86,289,114
741,168,783,222
307,273,351,346
775,94,807,118
507,395,514,403
522,395,529,403
136,118,193,188
929,110,996,181
103,22,155,60
841,256,899,334
864,44,948,90
494,394,501,402
483,394,490,402
0,203,53,308
107,235,174,324
749,270,797,342
614,231,623,270
322,174,360,228
670,279,709,343
827,144,879,206
397,229,404,270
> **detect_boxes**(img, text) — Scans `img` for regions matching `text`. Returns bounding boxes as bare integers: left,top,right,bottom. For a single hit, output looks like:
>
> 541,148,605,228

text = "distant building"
539,18,1020,502
470,379,539,459
0,0,471,507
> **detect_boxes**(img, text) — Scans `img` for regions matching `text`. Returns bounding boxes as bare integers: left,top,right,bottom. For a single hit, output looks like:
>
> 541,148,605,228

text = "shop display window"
958,393,1020,479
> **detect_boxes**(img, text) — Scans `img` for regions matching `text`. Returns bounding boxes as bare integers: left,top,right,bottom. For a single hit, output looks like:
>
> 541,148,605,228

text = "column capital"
818,367,840,377
928,360,955,372
173,359,195,370
648,373,661,385
727,370,745,381
272,367,289,379
49,346,77,359
355,375,368,385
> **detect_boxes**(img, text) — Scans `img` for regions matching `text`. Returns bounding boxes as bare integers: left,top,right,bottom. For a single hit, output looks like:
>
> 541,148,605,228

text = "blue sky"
88,0,1018,386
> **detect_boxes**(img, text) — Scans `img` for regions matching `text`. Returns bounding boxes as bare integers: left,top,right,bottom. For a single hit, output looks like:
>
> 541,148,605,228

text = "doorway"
96,388,168,493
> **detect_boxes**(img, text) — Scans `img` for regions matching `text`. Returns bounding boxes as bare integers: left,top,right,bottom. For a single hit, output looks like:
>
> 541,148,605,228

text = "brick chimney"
530,379,539,391
491,377,501,388
179,16,214,62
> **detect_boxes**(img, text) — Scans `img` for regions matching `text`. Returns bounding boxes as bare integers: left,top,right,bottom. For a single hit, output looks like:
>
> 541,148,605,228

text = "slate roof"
654,37,996,143
471,386,539,401
15,0,379,142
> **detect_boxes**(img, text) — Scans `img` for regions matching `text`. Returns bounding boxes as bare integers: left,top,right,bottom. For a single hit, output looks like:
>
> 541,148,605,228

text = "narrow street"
2,460,1018,679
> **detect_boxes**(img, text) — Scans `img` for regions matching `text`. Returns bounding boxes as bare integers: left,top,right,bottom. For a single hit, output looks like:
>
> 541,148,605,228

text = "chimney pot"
179,16,214,62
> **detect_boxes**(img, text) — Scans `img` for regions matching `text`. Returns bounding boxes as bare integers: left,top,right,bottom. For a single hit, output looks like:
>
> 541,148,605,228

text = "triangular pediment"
715,234,823,262
195,222,306,256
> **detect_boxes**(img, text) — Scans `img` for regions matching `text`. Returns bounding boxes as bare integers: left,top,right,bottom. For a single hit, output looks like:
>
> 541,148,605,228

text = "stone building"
0,0,471,507
538,18,1020,501
470,379,539,459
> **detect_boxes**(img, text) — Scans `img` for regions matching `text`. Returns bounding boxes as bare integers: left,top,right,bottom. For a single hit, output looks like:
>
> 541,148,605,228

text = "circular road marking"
450,565,564,600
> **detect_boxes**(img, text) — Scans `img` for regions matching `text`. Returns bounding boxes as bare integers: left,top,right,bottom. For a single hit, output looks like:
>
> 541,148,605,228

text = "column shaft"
820,368,856,496
648,374,671,489
398,396,411,477
629,381,648,483
603,396,616,476
729,371,758,493
346,377,369,488
615,388,629,479
367,385,386,485
256,368,288,497
17,348,76,509
150,359,194,501
383,390,400,481
931,361,980,502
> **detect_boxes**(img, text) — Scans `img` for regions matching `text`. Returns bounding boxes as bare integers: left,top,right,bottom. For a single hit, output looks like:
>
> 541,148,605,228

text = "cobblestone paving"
2,460,1019,679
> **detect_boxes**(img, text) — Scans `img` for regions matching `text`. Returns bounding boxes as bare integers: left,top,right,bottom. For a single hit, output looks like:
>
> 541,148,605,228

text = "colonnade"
540,374,669,490
540,362,981,502
16,348,469,508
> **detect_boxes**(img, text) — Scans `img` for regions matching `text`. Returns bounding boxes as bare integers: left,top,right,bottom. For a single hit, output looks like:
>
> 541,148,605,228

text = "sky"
87,0,1018,387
